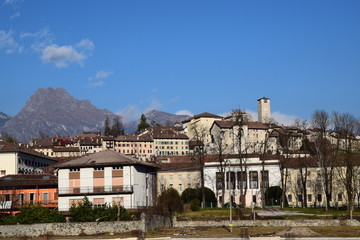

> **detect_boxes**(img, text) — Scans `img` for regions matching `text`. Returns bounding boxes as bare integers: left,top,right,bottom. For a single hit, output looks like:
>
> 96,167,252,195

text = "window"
306,180,312,188
4,194,10,201
94,167,104,171
169,175,173,180
307,194,312,202
42,192,49,205
93,198,105,207
169,184,173,188
261,170,269,189
297,194,303,202
30,193,35,204
237,171,247,189
19,193,24,205
317,194,322,202
178,184,182,191
288,194,292,202
112,166,122,170
216,172,224,190
249,171,258,189
226,172,236,189
252,195,256,203
338,193,343,202
70,168,80,172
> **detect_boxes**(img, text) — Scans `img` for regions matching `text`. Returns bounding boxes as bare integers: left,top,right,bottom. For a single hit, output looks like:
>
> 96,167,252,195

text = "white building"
56,150,157,212
0,141,57,176
204,154,281,207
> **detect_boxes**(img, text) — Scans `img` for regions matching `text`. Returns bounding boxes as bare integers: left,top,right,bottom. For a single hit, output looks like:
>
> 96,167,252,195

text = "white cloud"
41,38,94,68
116,105,142,123
0,30,22,54
10,12,20,19
170,96,180,103
96,70,112,79
76,39,95,50
41,44,85,68
116,98,162,123
144,99,162,113
217,111,231,118
4,0,23,7
21,27,54,52
88,70,113,87
272,112,299,126
176,110,193,116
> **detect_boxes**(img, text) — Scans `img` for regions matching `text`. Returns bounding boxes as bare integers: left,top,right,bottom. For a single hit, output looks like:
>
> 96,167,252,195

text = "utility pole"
228,160,233,232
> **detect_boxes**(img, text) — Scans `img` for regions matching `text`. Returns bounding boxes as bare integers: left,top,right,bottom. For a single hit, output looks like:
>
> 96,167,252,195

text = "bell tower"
257,97,271,123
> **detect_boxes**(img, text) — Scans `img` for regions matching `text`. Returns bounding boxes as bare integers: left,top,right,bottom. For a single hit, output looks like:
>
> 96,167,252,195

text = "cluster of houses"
0,97,359,214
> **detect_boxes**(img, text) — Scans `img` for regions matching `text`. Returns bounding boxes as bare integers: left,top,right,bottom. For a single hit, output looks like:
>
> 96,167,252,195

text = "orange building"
0,174,58,212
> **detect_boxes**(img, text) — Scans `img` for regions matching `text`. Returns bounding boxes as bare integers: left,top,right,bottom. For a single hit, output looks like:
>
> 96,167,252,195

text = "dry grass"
146,226,360,238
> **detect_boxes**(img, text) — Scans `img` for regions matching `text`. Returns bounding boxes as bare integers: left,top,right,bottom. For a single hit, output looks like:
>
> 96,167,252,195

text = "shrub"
0,205,65,225
70,196,130,222
157,188,184,215
189,199,200,211
181,188,197,204
181,187,217,205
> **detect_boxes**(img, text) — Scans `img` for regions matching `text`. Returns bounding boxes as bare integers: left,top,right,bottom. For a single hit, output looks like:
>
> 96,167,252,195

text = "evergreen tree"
111,116,125,137
136,114,150,133
103,115,111,136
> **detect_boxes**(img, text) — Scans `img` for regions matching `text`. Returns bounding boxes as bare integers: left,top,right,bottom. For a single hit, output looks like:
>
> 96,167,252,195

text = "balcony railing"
58,185,133,195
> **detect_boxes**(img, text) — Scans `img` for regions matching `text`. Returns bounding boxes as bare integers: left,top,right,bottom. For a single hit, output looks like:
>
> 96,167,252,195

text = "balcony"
58,185,133,196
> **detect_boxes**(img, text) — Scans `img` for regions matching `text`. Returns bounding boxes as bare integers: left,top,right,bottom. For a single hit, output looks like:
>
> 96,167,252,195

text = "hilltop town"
0,96,359,238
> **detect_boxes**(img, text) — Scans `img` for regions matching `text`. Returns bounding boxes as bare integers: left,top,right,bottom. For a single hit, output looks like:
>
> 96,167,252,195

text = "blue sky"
1,0,359,125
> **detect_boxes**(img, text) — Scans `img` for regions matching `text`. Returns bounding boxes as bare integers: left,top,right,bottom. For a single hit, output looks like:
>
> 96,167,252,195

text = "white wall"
204,157,281,207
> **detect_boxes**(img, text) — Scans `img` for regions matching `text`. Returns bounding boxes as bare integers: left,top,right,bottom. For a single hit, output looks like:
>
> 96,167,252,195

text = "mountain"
0,112,12,127
0,88,191,143
0,88,118,143
121,110,190,134
145,110,190,126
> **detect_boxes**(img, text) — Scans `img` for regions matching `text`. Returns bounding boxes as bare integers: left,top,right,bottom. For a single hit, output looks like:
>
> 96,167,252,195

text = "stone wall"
173,218,360,228
0,213,172,238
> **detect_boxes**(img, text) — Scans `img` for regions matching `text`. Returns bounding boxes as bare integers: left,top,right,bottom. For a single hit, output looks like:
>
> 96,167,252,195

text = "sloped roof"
115,133,153,142
182,112,223,123
0,174,57,189
0,141,56,162
52,147,80,152
55,150,157,169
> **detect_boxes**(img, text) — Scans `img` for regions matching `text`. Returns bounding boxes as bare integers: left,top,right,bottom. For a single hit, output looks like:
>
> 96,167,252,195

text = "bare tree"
293,119,310,207
232,109,250,208
311,110,333,211
210,129,228,207
190,122,207,208
332,112,360,219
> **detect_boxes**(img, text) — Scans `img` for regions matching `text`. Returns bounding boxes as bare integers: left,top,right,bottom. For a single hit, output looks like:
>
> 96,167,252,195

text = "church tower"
257,97,271,123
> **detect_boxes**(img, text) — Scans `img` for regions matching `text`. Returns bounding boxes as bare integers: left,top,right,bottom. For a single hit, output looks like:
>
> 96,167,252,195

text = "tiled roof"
257,97,270,101
0,141,57,162
212,120,270,130
246,122,270,129
55,150,157,169
156,155,202,172
115,133,153,142
182,112,223,123
150,127,188,140
52,147,80,152
30,139,53,148
79,137,102,146
0,174,57,189
213,120,236,129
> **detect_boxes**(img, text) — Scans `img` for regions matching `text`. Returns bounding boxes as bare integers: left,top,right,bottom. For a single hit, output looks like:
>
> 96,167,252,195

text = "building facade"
56,150,157,212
